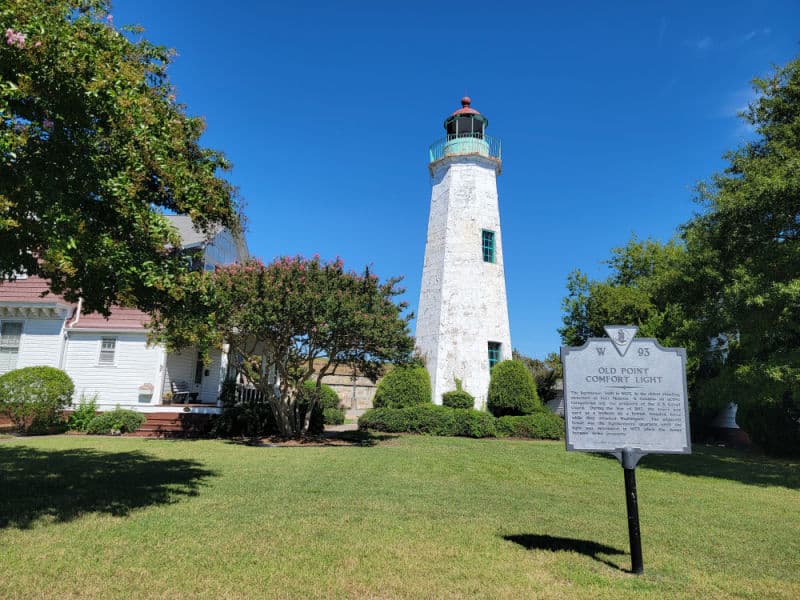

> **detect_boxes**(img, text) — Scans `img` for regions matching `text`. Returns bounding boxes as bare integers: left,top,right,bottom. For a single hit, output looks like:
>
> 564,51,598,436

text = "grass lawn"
0,434,798,599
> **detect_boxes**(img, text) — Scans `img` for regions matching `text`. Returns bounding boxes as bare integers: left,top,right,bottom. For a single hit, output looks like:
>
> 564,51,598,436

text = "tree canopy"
559,56,800,454
0,0,239,313
152,256,415,437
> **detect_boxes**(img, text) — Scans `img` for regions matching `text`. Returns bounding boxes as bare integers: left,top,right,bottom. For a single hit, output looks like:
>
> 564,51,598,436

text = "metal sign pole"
621,449,644,574
562,326,691,578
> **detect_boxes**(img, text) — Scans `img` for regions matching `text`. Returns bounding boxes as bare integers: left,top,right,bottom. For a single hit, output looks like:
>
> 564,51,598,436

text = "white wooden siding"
65,332,164,409
5,318,65,372
166,349,223,403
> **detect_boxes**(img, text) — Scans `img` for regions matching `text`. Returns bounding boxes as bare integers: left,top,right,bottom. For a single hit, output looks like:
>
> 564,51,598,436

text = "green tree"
682,57,800,454
151,256,414,437
558,56,800,454
0,1,239,314
559,237,688,347
512,349,558,403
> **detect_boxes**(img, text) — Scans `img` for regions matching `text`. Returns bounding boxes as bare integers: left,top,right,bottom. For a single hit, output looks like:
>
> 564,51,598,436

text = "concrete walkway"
325,422,359,433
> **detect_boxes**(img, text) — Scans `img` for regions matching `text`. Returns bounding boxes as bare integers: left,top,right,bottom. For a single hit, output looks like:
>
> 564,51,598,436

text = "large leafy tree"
0,1,239,313
151,256,415,437
559,237,691,347
559,57,800,454
683,57,800,455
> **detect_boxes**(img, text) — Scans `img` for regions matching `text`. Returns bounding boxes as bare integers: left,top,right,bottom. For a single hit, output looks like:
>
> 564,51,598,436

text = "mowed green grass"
0,435,798,599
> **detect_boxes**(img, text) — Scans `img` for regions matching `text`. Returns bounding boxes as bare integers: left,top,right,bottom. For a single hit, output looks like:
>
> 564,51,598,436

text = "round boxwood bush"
442,389,475,409
0,366,74,433
373,366,432,409
298,381,344,427
487,360,540,417
86,408,145,434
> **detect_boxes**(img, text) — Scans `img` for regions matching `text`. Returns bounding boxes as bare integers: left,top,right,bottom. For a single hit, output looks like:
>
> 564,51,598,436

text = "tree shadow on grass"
595,445,800,490
503,534,627,571
223,430,399,448
0,445,216,529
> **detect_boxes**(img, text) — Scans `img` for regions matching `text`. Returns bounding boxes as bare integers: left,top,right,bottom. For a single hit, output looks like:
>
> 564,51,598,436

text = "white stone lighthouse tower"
415,97,512,408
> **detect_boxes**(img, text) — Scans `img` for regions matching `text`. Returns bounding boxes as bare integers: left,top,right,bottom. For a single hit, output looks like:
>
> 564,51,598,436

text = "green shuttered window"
482,230,495,263
488,342,501,368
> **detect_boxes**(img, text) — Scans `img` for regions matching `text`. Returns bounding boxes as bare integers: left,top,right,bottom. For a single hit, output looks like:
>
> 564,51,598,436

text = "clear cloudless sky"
113,0,799,359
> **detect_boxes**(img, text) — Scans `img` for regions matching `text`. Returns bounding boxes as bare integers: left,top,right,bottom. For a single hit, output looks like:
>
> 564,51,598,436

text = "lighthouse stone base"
415,154,512,409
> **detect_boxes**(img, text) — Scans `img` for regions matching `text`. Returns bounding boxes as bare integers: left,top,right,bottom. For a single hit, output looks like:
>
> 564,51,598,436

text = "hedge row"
358,405,564,440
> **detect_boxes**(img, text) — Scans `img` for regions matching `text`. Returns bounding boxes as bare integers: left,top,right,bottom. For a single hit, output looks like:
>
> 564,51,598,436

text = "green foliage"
299,382,345,426
67,394,98,432
373,366,431,409
0,366,74,433
0,1,239,314
152,256,414,437
557,56,800,455
322,407,345,426
294,381,341,434
495,413,565,440
442,390,475,409
86,408,145,434
558,236,689,348
736,392,800,457
213,380,276,438
512,349,558,403
358,405,496,438
487,360,540,417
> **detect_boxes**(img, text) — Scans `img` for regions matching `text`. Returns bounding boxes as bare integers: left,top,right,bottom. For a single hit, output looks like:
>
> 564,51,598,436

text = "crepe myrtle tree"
151,255,415,437
0,1,240,314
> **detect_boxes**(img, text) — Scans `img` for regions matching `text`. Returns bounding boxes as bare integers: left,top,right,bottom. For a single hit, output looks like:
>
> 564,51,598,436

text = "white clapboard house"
0,215,247,415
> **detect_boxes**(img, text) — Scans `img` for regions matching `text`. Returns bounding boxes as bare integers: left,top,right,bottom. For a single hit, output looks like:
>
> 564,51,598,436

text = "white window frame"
98,336,117,366
0,321,24,373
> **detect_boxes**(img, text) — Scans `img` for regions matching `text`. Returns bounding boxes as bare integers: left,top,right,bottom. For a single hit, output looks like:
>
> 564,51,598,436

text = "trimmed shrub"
86,408,145,434
495,413,565,440
323,407,345,426
68,394,99,432
442,390,475,409
0,366,74,433
295,381,344,432
452,408,497,438
299,381,344,425
487,360,540,417
358,405,496,438
373,366,432,409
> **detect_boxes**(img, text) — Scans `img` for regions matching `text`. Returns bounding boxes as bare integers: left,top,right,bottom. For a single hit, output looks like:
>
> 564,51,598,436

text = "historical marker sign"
561,326,691,575
561,326,691,459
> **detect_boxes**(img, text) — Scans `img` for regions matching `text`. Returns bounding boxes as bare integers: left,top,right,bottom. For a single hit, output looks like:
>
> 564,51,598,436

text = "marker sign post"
561,325,691,575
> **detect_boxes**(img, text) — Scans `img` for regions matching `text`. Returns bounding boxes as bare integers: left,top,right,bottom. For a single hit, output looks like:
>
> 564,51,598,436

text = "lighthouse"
415,97,512,409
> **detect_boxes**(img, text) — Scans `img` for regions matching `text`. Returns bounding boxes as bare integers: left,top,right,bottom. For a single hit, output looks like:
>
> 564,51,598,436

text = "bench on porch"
170,380,199,404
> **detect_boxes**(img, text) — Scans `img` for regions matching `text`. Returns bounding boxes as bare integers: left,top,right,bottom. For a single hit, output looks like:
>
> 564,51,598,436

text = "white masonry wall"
415,154,512,408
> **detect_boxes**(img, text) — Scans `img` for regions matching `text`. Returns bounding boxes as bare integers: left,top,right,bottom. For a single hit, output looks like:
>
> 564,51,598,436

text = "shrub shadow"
594,445,800,490
222,430,399,447
0,445,215,529
503,534,626,571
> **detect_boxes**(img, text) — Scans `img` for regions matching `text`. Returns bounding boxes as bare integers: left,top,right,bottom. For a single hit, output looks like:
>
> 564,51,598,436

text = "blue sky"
114,0,798,359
